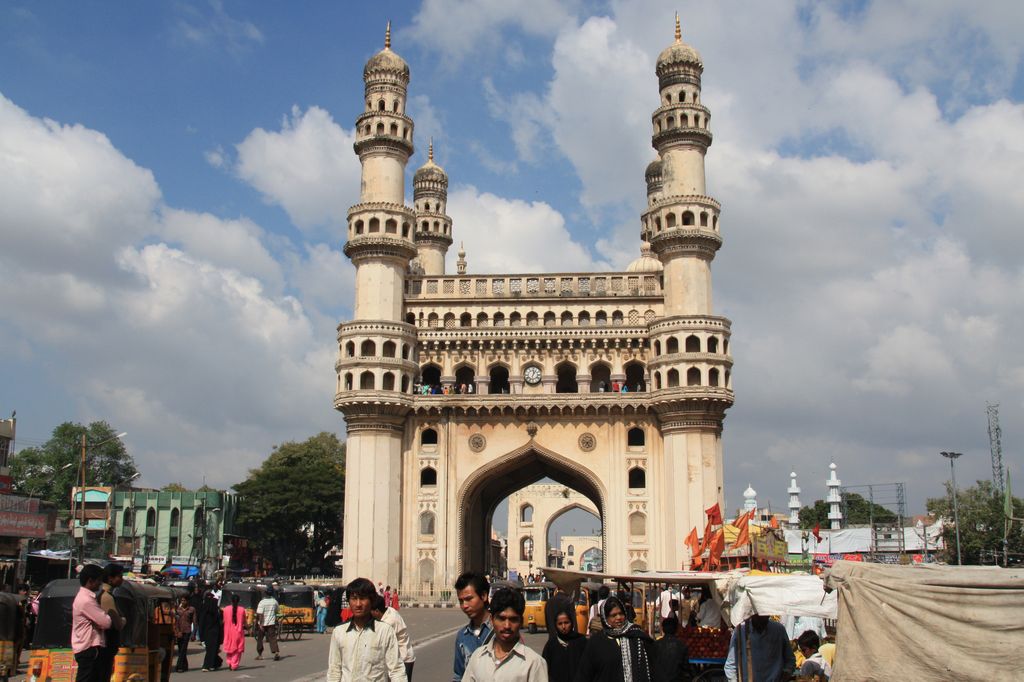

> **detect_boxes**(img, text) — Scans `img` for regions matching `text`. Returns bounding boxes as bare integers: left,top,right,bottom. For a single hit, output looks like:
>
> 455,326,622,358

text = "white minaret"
787,471,801,528
337,23,418,587
826,462,843,530
742,484,757,514
413,139,453,275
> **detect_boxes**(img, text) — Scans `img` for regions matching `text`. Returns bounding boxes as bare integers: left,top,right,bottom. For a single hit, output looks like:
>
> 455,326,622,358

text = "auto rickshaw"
277,584,314,639
218,583,264,633
574,581,604,632
523,582,554,634
27,579,176,682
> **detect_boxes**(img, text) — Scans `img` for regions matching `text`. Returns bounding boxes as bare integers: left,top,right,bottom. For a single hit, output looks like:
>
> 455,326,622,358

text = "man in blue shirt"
452,572,492,681
724,615,795,682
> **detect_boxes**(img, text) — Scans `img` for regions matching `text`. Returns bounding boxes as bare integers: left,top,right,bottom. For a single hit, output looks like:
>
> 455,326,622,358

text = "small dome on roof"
657,15,702,70
626,242,663,273
744,484,757,499
364,22,409,78
414,140,447,183
645,158,663,180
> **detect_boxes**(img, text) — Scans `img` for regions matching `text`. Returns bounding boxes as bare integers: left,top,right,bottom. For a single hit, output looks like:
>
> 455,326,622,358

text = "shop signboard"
751,531,788,562
0,510,47,538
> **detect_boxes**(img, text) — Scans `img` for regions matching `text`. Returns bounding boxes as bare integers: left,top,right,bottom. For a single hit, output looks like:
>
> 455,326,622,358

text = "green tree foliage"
234,432,345,573
161,482,188,492
927,480,1024,565
798,493,897,529
10,421,138,507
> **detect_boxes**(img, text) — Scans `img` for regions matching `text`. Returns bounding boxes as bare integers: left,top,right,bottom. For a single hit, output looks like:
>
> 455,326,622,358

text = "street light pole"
73,431,127,574
941,451,963,565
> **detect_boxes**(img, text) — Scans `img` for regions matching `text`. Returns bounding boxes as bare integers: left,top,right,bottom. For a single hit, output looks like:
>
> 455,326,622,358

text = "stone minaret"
413,140,453,275
827,462,843,530
787,471,802,528
646,15,733,569
742,484,757,514
336,23,418,586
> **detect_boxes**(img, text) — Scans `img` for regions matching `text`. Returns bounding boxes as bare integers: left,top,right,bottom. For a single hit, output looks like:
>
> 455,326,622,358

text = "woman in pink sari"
222,594,246,670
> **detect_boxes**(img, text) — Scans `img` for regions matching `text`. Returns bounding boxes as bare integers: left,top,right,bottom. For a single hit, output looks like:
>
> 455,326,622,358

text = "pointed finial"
428,138,434,162
674,13,681,42
385,20,391,49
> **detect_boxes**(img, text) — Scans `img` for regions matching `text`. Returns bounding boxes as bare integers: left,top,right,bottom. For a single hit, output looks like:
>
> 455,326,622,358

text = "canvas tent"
726,574,837,626
823,560,1024,681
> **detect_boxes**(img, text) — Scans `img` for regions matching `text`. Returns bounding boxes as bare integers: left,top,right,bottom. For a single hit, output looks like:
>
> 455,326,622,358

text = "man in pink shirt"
72,564,112,682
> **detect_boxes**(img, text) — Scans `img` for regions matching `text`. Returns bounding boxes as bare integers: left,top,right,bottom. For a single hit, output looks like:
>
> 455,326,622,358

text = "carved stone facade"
336,20,733,592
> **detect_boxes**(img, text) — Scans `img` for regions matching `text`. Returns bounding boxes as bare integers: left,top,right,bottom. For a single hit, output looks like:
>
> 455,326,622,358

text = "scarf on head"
552,602,583,647
601,596,653,682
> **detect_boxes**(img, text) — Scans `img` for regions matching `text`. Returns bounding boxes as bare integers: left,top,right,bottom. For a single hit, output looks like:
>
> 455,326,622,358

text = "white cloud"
405,0,580,64
234,105,360,234
173,0,264,57
446,186,608,273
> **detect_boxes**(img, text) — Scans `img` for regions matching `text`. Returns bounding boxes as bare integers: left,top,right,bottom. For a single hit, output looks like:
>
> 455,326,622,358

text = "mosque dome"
364,23,410,78
743,484,757,500
644,158,663,181
627,242,664,273
657,16,702,71
414,140,447,183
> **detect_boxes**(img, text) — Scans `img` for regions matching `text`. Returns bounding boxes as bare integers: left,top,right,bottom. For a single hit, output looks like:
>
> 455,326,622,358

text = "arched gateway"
335,20,734,594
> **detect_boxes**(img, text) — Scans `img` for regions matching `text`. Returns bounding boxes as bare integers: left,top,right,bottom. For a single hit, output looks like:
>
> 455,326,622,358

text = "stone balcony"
405,273,663,300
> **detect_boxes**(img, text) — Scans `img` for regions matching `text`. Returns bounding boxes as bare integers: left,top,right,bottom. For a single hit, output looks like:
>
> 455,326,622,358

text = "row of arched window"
118,506,207,555
367,98,403,114
407,308,653,329
340,370,411,392
663,89,699,106
351,216,412,239
653,109,710,133
343,339,412,359
359,117,411,142
419,361,647,394
417,219,450,235
652,367,730,388
513,512,645,560
654,334,728,355
645,208,719,233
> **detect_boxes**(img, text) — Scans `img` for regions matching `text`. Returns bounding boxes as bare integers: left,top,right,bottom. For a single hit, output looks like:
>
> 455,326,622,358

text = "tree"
161,482,188,492
927,480,1024,565
798,493,897,529
10,421,138,507
233,432,345,573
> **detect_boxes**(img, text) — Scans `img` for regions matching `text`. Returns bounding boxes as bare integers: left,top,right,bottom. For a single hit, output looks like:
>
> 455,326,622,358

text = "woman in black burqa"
199,591,223,671
542,601,586,681
575,595,657,682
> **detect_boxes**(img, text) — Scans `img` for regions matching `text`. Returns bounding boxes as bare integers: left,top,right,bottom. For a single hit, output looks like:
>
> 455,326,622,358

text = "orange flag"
732,511,752,549
708,529,726,568
685,526,700,555
769,516,780,529
705,503,723,526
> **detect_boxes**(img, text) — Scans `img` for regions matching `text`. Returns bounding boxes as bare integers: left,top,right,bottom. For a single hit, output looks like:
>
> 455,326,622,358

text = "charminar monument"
335,18,733,593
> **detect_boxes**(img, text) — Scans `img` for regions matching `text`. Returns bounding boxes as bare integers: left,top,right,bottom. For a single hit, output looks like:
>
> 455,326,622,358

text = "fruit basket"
678,625,731,661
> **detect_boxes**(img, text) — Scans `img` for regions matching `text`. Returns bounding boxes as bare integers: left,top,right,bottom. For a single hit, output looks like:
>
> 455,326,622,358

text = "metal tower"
987,403,1005,493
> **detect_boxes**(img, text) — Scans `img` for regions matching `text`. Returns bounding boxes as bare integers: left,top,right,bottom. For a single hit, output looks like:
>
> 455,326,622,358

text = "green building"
110,489,239,576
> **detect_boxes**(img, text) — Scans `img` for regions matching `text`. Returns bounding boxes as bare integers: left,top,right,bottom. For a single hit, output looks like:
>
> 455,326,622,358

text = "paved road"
165,608,470,681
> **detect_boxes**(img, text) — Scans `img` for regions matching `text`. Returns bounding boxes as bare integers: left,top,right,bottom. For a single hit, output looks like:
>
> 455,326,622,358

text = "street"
152,607,552,681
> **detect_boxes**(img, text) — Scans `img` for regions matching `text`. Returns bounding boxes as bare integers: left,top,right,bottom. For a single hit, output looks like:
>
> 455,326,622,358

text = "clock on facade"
523,366,542,385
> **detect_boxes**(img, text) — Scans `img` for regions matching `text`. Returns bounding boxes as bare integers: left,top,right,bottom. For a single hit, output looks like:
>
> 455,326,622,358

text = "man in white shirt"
657,585,678,620
463,588,547,682
254,588,281,661
327,578,406,682
372,594,416,680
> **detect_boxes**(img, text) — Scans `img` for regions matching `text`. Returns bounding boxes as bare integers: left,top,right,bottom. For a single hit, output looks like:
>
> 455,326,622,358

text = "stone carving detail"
526,421,539,438
468,433,487,453
578,432,597,452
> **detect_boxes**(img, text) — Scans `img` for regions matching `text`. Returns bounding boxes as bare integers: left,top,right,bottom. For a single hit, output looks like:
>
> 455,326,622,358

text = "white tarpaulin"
727,575,837,626
823,561,1024,681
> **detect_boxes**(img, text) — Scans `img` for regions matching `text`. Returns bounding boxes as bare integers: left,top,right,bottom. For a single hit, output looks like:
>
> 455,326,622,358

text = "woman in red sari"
222,593,246,671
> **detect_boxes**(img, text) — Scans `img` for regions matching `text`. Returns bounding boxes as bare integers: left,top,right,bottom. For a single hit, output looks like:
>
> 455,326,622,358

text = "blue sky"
3,1,1024,541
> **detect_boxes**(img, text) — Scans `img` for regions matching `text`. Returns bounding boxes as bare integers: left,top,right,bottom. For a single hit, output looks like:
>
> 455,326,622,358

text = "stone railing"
405,273,662,300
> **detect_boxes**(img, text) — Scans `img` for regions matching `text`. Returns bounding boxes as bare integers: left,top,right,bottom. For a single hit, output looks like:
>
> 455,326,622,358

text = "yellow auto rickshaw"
0,592,20,680
523,582,554,634
27,579,176,682
574,581,605,633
